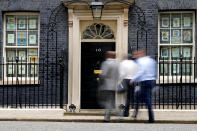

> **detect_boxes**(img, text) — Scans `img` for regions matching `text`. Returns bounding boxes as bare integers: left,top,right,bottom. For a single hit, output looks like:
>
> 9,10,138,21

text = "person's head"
137,49,146,58
105,51,116,59
132,50,138,59
133,49,146,58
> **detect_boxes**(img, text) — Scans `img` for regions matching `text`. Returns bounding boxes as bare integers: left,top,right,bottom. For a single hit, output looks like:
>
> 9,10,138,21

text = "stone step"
64,109,124,116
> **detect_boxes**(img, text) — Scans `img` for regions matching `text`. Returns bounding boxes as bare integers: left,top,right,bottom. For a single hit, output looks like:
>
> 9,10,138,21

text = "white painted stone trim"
67,4,129,111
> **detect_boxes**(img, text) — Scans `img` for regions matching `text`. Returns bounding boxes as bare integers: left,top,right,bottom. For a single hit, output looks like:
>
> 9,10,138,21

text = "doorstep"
64,109,197,123
0,109,196,123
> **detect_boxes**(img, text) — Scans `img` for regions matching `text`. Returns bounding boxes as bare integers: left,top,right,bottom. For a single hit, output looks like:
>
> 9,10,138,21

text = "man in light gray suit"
99,51,119,122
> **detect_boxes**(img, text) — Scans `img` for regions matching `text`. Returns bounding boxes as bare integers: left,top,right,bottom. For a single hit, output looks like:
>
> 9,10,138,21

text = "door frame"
67,5,129,111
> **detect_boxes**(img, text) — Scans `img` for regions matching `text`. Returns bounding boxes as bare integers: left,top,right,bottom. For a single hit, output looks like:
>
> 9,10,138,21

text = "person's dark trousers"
123,79,134,117
102,90,115,122
133,80,154,123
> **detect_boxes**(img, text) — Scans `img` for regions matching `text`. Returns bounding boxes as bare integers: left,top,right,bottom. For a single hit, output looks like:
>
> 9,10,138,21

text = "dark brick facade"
0,0,68,107
129,0,197,57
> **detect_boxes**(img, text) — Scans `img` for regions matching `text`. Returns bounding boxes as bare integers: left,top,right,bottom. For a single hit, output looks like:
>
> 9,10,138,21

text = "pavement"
0,121,197,131
0,109,197,123
1,121,197,131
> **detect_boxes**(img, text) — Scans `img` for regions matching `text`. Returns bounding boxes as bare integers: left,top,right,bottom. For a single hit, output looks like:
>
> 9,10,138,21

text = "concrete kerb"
0,109,196,123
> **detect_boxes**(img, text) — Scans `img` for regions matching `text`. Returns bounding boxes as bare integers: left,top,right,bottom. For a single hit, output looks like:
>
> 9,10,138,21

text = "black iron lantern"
90,1,104,19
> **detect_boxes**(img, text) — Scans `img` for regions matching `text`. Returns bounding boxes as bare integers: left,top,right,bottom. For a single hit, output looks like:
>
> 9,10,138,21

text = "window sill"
0,78,40,85
157,76,197,84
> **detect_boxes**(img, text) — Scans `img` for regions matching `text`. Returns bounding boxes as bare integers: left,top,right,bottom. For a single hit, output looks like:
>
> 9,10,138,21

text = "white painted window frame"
3,12,40,84
158,11,196,83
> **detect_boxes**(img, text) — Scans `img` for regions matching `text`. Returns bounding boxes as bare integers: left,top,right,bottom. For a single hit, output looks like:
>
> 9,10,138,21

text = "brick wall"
128,0,197,57
0,0,68,107
129,0,197,108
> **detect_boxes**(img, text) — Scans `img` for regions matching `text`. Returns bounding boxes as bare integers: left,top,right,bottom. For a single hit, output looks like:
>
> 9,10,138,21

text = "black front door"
81,42,115,109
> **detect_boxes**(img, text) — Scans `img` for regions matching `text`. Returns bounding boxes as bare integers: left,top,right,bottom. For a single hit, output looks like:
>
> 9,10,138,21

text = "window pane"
17,16,27,30
160,29,170,43
29,56,38,63
28,31,38,46
171,47,181,59
171,14,181,28
28,49,38,63
17,31,27,46
182,62,192,75
160,47,169,59
183,47,192,59
182,29,192,43
17,64,27,77
160,14,170,28
7,64,15,77
28,49,38,56
171,29,181,44
28,16,38,30
29,65,38,77
18,49,27,62
160,63,169,76
182,13,193,28
172,63,180,75
6,16,16,30
6,31,16,46
6,49,16,62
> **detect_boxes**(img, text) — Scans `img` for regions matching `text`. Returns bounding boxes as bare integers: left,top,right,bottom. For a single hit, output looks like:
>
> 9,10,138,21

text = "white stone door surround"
65,1,132,111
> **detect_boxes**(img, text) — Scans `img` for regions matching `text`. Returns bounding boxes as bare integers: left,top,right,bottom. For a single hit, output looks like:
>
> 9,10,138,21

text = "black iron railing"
132,57,197,110
0,57,65,109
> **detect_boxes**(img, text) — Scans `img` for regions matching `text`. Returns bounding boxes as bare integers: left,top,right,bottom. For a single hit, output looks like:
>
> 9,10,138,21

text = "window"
158,12,195,76
3,13,39,79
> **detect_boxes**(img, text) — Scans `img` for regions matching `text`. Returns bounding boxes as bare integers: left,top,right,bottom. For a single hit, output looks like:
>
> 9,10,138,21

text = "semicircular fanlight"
82,23,115,39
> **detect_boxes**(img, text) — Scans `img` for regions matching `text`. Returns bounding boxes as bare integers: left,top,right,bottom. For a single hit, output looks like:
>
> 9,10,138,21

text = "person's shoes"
103,120,110,123
123,113,129,117
131,114,137,119
148,119,154,123
131,111,138,119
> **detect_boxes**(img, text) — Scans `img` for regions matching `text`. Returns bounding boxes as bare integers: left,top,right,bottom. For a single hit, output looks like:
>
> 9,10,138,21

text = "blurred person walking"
130,49,157,123
118,54,138,117
98,51,119,122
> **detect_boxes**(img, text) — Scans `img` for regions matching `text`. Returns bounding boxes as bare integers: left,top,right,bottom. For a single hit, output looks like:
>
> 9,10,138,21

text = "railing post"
16,57,22,109
59,56,64,109
180,55,183,109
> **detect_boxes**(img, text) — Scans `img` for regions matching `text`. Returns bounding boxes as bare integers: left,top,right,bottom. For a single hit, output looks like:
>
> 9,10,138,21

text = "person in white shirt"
130,49,157,123
119,54,138,117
